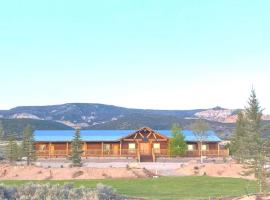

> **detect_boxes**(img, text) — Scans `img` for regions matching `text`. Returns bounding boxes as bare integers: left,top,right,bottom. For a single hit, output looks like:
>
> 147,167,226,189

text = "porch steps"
140,155,153,162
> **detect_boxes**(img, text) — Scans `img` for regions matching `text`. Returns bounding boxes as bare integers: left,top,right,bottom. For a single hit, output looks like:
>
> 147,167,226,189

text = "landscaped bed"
0,176,259,200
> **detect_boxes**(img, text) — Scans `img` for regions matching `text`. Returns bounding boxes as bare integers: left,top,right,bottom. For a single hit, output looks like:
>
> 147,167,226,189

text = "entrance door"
112,144,119,155
140,143,151,155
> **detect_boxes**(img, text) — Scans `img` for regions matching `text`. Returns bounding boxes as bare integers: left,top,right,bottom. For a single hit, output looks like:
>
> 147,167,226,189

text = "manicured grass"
0,176,258,200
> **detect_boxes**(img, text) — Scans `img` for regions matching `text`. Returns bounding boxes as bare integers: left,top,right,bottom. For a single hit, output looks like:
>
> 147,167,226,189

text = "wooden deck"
153,149,229,157
36,148,229,158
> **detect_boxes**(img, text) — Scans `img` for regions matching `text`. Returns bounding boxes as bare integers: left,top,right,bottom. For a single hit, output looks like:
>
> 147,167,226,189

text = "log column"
83,142,87,157
66,142,69,156
101,142,104,157
217,142,220,157
120,141,122,156
49,142,52,158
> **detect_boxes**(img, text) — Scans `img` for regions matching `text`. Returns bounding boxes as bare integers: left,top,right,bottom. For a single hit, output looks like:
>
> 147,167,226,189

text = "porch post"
217,143,220,157
49,142,52,158
101,142,104,157
83,142,86,157
120,141,122,156
66,142,68,156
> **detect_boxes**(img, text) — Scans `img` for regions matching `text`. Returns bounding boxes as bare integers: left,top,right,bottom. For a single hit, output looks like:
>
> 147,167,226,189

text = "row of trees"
5,126,83,166
6,125,36,165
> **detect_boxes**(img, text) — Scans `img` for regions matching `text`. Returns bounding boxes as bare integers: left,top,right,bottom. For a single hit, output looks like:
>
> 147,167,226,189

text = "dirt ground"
176,161,254,180
0,164,151,180
0,160,254,180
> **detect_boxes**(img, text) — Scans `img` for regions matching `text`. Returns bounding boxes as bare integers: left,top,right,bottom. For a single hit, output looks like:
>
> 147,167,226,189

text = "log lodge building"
34,127,229,162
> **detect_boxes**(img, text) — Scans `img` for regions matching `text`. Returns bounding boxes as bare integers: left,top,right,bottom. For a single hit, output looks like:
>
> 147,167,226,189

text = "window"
39,144,46,151
153,143,160,153
201,144,208,151
128,143,136,149
104,144,110,151
188,144,194,151
153,143,160,149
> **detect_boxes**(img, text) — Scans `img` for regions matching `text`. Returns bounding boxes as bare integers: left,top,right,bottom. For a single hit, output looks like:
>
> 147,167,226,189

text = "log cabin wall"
53,143,67,150
208,142,218,150
86,142,101,150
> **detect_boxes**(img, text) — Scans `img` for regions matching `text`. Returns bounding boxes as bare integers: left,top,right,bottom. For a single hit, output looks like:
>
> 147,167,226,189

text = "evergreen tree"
169,123,187,156
22,125,36,165
242,89,270,193
230,112,247,162
190,119,209,163
0,121,4,159
70,129,83,166
0,120,4,139
6,137,19,163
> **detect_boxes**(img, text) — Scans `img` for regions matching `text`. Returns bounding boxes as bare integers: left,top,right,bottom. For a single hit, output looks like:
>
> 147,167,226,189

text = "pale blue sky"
0,1,269,112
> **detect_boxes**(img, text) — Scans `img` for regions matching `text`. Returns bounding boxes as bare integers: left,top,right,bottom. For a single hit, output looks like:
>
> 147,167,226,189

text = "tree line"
4,126,83,167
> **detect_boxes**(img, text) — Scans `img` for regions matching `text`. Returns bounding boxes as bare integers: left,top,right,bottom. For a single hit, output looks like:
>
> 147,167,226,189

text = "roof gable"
121,127,168,141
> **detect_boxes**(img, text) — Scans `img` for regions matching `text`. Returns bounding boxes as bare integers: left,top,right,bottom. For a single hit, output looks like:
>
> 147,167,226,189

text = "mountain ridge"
0,103,269,139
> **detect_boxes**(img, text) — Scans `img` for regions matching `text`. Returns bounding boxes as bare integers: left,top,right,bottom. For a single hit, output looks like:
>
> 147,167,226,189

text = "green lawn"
0,176,258,200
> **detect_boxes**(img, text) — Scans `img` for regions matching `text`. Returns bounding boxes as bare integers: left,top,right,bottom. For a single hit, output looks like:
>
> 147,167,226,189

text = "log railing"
36,149,138,157
153,149,229,157
36,148,229,158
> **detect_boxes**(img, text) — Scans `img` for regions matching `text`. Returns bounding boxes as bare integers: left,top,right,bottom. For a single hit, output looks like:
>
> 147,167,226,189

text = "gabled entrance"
121,127,169,162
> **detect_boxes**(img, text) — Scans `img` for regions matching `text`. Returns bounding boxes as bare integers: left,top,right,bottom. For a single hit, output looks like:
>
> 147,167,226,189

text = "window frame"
128,143,136,150
187,144,195,151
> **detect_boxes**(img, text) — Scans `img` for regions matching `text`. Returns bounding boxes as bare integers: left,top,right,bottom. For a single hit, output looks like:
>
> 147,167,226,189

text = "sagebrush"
0,183,131,200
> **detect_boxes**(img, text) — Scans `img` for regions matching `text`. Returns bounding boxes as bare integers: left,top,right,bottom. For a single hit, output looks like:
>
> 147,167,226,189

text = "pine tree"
0,120,4,159
169,123,187,156
242,89,270,193
6,137,19,163
0,120,4,139
22,125,36,166
70,129,83,167
230,112,247,162
190,119,209,163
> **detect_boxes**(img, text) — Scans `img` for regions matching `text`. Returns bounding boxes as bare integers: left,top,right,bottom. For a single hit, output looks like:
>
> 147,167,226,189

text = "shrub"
0,183,129,200
72,170,84,178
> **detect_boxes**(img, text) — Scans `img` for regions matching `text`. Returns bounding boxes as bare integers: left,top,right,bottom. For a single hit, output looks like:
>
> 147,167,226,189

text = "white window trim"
201,144,208,151
187,144,194,151
153,143,160,149
128,143,136,149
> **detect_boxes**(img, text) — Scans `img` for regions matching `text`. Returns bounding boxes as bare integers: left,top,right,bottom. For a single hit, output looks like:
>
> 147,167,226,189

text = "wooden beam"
134,133,138,139
101,142,104,157
217,143,220,157
147,132,152,138
49,142,52,158
83,142,86,157
66,142,69,156
136,140,140,162
120,141,122,156
138,132,144,138
153,132,157,140
149,139,168,142
123,139,141,141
